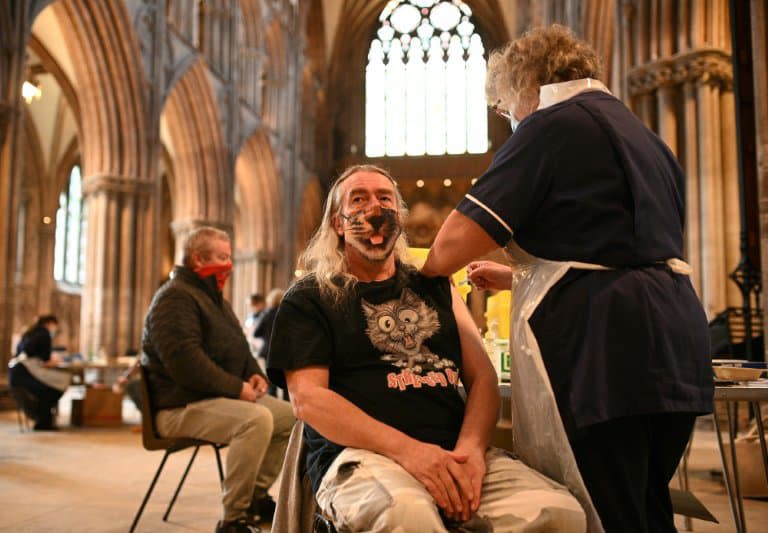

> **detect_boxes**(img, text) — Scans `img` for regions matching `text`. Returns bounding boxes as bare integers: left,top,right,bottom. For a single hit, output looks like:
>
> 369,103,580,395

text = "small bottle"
484,320,501,382
495,338,510,382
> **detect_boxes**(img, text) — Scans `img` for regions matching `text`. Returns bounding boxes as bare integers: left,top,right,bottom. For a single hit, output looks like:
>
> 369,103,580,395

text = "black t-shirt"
457,91,713,433
267,265,465,491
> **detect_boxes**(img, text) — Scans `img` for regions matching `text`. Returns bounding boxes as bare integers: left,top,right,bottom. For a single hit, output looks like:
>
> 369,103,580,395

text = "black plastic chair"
129,366,227,532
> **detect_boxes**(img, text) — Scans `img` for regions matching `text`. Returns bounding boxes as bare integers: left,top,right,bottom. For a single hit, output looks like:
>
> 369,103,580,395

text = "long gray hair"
297,164,414,305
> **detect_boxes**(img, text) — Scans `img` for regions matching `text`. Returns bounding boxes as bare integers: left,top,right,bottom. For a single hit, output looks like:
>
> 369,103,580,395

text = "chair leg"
213,445,225,484
163,446,200,522
16,407,25,433
130,450,172,533
313,512,337,533
676,434,694,531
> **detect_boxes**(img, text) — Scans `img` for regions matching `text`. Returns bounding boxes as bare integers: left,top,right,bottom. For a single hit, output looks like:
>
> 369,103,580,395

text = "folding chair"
129,365,227,532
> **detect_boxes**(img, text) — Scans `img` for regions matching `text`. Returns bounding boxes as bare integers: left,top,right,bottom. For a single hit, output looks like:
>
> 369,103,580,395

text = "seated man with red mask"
142,226,295,533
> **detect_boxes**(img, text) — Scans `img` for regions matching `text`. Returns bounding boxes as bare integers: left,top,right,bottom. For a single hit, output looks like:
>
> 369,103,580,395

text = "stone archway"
163,58,232,256
232,130,281,319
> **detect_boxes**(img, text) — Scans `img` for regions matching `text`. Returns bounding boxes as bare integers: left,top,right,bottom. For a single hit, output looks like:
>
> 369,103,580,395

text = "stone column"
656,85,678,155
697,81,728,317
36,221,56,315
264,259,275,292
126,0,171,348
682,82,702,294
232,249,258,321
80,175,155,359
753,0,768,353
0,1,31,368
634,92,654,128
278,3,303,288
721,89,742,306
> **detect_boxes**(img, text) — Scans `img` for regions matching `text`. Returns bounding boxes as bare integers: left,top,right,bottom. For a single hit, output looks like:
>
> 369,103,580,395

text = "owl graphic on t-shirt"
361,288,455,375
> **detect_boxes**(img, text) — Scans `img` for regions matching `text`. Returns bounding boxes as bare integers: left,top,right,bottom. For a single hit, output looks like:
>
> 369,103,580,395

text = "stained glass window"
54,164,87,286
366,0,487,157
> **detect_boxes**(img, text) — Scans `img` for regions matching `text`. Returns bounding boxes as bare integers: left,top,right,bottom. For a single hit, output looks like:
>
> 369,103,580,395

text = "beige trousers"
316,447,586,533
156,395,295,521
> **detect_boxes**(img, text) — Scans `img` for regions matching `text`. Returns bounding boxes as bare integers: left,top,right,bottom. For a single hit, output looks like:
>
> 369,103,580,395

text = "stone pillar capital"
628,48,734,96
82,174,155,197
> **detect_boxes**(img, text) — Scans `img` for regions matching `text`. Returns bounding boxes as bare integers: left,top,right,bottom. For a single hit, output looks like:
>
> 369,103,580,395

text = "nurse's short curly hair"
486,24,603,111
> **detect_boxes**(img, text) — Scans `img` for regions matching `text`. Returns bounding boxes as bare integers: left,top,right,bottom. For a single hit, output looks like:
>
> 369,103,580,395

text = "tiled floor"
1,398,767,532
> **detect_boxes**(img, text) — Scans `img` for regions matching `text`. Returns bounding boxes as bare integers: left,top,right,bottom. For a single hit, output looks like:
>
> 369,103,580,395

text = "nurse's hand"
466,261,513,291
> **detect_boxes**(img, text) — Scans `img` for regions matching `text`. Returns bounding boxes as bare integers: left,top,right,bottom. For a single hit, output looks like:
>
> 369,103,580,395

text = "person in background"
421,25,713,532
243,293,266,356
8,315,67,430
142,226,295,533
113,352,143,411
253,288,285,397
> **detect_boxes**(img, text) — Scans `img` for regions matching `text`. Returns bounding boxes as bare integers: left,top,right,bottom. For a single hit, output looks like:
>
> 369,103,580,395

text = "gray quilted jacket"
142,266,266,410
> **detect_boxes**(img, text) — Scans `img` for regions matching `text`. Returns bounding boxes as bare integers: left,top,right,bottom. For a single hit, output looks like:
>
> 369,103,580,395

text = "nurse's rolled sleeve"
457,194,513,246
457,117,552,248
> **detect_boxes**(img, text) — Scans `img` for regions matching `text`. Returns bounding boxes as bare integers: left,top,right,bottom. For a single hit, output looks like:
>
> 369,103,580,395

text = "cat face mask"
340,205,401,263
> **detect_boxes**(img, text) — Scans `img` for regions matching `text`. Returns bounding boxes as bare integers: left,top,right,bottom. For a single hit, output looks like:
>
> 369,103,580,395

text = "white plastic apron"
9,353,71,392
505,240,692,532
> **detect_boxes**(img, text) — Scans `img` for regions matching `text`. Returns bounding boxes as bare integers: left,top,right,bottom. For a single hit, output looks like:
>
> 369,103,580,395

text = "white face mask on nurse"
491,100,521,133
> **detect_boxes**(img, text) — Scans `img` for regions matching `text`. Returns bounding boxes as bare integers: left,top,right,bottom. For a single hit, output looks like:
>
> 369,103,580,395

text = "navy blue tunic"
458,91,713,434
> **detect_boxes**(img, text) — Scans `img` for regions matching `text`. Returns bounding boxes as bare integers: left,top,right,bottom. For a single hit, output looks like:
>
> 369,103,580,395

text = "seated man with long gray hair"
142,226,295,533
267,165,586,532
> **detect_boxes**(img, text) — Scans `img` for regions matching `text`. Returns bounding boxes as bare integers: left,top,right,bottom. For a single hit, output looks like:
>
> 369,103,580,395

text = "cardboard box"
722,425,768,498
71,387,123,427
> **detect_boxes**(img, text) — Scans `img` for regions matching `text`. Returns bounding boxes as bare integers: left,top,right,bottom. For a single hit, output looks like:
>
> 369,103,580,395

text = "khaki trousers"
156,395,295,521
316,447,586,532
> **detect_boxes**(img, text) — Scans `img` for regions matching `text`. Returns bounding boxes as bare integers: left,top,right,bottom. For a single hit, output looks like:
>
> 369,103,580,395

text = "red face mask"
195,262,233,290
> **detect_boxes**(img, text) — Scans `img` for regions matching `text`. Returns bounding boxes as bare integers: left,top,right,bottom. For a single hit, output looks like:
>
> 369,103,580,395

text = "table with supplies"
56,358,132,427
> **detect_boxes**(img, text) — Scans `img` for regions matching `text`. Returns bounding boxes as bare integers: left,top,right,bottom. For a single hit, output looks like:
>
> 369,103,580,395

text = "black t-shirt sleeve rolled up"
266,285,334,389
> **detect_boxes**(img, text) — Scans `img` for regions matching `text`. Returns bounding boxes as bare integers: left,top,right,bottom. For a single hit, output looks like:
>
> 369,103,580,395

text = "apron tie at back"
567,258,692,276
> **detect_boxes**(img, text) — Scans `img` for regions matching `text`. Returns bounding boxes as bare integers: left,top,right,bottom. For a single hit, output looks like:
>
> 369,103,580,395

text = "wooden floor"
1,397,767,532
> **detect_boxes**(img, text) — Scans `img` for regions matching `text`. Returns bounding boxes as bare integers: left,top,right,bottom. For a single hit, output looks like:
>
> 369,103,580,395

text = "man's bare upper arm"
285,365,330,395
450,285,494,391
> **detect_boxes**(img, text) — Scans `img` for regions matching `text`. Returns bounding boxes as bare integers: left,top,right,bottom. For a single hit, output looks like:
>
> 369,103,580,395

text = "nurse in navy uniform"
422,25,713,533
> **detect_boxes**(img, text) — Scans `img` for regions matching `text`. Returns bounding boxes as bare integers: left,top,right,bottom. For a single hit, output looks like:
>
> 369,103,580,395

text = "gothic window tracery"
54,164,87,287
366,0,488,157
